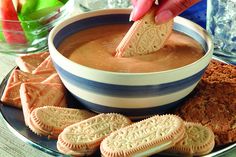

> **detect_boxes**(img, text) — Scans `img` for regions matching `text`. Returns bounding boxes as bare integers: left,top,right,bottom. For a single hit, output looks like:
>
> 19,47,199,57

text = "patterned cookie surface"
41,73,62,84
15,51,49,73
57,113,131,156
20,82,67,126
32,56,56,76
1,69,45,108
116,7,173,57
100,114,185,157
167,122,215,156
29,106,96,138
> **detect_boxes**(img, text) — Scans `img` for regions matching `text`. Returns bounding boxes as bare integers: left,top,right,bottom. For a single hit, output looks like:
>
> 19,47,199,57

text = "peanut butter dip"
58,24,204,73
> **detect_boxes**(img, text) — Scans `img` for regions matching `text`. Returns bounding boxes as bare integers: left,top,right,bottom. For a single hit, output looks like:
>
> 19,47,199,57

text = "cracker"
100,114,185,157
20,82,67,126
1,69,45,108
29,106,96,139
15,51,49,73
41,73,62,84
57,113,131,156
167,122,215,156
116,7,173,57
32,56,56,76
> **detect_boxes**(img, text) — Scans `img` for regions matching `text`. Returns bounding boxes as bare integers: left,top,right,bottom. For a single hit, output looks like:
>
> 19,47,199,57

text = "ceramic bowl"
48,9,213,118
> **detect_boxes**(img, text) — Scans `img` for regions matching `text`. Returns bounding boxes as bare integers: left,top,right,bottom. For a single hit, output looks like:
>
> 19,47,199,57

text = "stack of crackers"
1,51,67,127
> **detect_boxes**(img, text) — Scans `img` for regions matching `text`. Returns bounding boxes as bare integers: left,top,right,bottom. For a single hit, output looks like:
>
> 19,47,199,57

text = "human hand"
130,0,201,24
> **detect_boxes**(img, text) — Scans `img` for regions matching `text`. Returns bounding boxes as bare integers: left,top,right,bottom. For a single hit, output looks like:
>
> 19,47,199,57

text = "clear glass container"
0,0,75,55
207,0,236,64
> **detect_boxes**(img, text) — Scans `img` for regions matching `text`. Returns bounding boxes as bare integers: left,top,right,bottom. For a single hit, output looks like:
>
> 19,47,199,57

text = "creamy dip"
58,24,204,73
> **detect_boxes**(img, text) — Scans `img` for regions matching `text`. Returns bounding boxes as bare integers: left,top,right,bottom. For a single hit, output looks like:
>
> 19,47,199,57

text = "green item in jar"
35,0,64,11
27,5,63,20
18,14,48,43
58,0,69,3
20,0,38,15
0,24,5,42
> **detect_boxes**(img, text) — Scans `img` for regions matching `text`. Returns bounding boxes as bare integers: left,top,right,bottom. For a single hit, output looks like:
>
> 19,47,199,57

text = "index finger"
130,0,154,21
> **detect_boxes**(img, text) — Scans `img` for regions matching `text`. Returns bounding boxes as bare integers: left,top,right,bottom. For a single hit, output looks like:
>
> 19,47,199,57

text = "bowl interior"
53,11,210,53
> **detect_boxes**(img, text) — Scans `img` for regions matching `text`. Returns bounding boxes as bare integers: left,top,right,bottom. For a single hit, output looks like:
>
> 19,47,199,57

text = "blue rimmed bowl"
48,9,213,118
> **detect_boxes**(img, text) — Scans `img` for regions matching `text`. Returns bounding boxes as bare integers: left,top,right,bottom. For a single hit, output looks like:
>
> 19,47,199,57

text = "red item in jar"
1,0,27,44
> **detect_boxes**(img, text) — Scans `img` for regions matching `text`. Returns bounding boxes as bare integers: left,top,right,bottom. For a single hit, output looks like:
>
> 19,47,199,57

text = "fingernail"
155,10,173,24
129,10,134,21
129,7,138,21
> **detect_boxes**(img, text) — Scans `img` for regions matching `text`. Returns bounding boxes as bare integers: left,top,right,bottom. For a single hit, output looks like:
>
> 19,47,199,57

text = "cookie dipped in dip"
58,24,204,73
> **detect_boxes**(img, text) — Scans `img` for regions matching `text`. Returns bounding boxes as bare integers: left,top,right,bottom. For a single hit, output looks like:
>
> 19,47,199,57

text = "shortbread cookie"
176,60,236,146
167,122,215,156
15,51,49,73
20,82,67,126
57,113,131,156
41,73,62,84
116,7,173,57
1,69,45,108
100,114,185,157
29,106,96,139
32,56,56,76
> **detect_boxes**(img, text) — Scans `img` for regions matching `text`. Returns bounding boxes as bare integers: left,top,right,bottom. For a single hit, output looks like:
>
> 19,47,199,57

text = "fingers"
131,0,137,6
130,0,153,21
155,0,201,24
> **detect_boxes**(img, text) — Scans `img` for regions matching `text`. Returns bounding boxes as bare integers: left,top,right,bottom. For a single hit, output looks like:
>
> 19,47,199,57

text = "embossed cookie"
167,122,215,156
15,51,49,73
32,56,56,76
116,7,173,57
57,113,132,156
20,82,67,126
29,106,96,139
100,114,185,157
1,69,45,108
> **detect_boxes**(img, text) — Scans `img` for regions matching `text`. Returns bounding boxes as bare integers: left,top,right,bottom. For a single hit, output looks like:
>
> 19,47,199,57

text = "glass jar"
207,0,236,64
0,0,75,55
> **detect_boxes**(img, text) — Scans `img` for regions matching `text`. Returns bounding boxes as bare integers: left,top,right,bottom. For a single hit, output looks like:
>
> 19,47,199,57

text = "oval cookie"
29,106,96,138
167,122,215,156
100,114,185,157
57,113,132,156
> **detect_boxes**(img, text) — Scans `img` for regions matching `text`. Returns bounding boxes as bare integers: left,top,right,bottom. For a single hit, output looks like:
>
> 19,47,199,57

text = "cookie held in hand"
116,7,173,57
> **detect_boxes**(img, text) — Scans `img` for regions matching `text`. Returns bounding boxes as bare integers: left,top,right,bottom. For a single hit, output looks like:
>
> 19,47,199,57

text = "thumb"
155,0,201,24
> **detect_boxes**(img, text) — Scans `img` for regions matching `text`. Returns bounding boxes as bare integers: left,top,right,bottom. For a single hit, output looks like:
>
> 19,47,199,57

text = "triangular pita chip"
32,56,56,76
1,69,46,108
15,51,49,73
